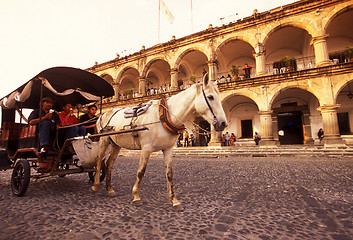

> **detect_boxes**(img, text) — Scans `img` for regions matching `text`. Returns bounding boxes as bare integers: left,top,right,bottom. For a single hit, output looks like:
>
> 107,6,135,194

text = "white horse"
92,76,228,211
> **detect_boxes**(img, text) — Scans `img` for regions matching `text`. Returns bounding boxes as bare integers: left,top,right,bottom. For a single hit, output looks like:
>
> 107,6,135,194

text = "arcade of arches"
91,0,353,146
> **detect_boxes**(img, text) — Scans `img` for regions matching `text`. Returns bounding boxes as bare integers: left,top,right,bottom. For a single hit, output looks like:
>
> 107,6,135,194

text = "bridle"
201,85,217,125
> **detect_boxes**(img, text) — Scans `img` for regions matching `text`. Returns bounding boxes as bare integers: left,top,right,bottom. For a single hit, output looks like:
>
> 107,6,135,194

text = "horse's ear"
202,72,209,85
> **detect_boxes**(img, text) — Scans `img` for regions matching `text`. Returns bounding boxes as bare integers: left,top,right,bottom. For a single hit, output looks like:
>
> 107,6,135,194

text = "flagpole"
158,0,161,43
190,0,193,33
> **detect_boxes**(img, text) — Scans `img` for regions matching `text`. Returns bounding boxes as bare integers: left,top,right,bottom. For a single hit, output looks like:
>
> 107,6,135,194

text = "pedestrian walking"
254,132,261,145
318,128,324,143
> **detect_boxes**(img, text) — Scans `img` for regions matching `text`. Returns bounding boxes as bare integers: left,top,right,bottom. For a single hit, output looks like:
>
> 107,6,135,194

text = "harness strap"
159,94,185,135
202,86,216,119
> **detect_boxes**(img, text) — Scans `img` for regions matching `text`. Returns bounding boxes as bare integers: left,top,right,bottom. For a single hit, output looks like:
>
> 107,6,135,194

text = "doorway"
277,111,304,145
241,119,253,138
337,112,351,134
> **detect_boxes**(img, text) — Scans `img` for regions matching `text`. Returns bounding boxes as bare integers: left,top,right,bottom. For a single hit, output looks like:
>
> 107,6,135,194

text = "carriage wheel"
88,162,107,183
11,160,30,196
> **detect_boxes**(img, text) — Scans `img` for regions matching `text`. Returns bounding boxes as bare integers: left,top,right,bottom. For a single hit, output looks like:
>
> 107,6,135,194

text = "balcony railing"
103,61,353,106
266,56,315,75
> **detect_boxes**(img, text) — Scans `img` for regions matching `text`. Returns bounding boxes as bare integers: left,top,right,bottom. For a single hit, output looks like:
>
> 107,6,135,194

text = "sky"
0,0,297,99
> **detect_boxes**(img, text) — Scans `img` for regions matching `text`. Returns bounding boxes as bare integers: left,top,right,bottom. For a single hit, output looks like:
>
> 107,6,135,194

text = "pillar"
113,83,119,100
311,34,332,67
208,60,218,82
138,77,146,97
317,105,346,146
208,124,222,147
303,113,314,144
170,68,179,91
254,53,267,76
259,110,276,146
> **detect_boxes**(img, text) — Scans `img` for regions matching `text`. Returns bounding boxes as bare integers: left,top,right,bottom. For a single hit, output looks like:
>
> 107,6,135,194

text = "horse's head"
194,74,228,131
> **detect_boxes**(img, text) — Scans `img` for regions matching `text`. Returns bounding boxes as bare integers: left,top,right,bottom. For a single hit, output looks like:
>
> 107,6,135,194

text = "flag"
160,0,174,24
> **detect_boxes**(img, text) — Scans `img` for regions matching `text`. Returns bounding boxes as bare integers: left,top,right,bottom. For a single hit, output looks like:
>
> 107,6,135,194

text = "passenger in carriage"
79,104,98,135
58,102,86,140
28,97,60,152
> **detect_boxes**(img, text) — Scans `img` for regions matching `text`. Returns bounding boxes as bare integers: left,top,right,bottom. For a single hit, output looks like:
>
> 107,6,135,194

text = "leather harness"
159,94,185,135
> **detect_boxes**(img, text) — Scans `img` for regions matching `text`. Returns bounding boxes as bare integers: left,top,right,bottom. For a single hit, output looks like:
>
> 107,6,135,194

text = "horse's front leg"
92,137,110,193
131,146,152,206
105,146,120,197
163,148,183,212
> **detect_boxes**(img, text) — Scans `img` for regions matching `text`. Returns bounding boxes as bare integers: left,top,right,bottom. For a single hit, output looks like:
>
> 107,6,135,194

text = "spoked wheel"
11,160,30,196
88,162,107,183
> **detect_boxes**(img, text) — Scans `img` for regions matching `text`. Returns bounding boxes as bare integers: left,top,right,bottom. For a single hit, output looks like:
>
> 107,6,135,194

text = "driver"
28,97,60,153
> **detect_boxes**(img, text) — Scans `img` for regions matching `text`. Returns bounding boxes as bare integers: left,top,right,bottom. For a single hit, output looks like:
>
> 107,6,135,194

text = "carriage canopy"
0,67,115,110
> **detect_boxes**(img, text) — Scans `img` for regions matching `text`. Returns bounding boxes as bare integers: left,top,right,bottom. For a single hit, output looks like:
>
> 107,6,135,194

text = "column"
113,83,119,100
208,125,222,147
259,110,276,146
208,60,218,82
254,53,267,76
170,68,179,91
303,113,314,144
254,43,267,76
317,105,346,145
311,34,332,67
138,77,146,97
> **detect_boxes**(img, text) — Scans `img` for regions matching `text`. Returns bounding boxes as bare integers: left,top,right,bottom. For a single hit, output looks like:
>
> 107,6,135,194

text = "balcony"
102,61,353,108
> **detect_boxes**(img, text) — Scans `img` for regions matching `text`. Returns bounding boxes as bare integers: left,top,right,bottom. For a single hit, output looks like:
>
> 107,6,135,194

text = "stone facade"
88,0,353,147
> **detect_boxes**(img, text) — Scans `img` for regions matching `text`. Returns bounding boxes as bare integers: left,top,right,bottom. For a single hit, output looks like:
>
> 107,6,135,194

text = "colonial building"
88,0,353,146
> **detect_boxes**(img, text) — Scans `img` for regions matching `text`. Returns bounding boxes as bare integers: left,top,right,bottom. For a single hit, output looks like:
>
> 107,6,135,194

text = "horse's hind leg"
163,148,183,212
131,146,152,206
105,146,120,197
92,137,110,193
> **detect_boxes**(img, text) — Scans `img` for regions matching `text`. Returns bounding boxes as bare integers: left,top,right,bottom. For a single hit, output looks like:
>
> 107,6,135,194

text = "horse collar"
159,94,185,135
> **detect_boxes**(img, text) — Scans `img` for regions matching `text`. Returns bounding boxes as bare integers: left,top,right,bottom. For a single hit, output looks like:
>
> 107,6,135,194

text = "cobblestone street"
1,155,353,240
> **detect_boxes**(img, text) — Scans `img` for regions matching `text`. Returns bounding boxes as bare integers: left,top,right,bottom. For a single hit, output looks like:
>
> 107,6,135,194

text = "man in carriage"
28,97,60,153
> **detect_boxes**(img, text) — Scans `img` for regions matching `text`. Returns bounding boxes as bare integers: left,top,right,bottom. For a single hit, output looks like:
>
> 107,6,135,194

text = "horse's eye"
207,95,214,100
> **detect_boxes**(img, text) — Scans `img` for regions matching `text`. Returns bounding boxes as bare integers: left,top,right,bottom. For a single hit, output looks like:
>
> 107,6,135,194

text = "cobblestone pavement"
1,155,353,240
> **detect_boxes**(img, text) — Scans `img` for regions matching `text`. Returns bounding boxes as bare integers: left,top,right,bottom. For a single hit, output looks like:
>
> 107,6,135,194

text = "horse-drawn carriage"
1,67,228,211
0,66,146,196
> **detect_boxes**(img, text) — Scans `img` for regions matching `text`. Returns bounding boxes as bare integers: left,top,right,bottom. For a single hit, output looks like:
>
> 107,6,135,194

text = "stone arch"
214,36,254,60
323,3,353,31
116,66,139,84
269,86,321,145
221,93,260,138
262,20,316,45
269,85,321,108
174,47,209,69
100,73,114,85
334,79,353,103
214,37,256,76
142,57,170,77
222,91,258,105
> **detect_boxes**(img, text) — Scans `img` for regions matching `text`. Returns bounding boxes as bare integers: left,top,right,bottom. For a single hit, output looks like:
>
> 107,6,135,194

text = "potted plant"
282,56,296,72
230,65,240,81
190,74,196,84
344,47,353,62
125,87,134,98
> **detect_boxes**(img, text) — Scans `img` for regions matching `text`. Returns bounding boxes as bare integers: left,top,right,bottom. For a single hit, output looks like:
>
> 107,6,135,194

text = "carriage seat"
124,101,153,118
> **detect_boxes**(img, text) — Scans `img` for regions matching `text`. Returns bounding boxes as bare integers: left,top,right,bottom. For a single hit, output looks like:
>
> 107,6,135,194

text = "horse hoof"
172,204,184,212
131,199,143,207
91,185,99,192
107,191,116,197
